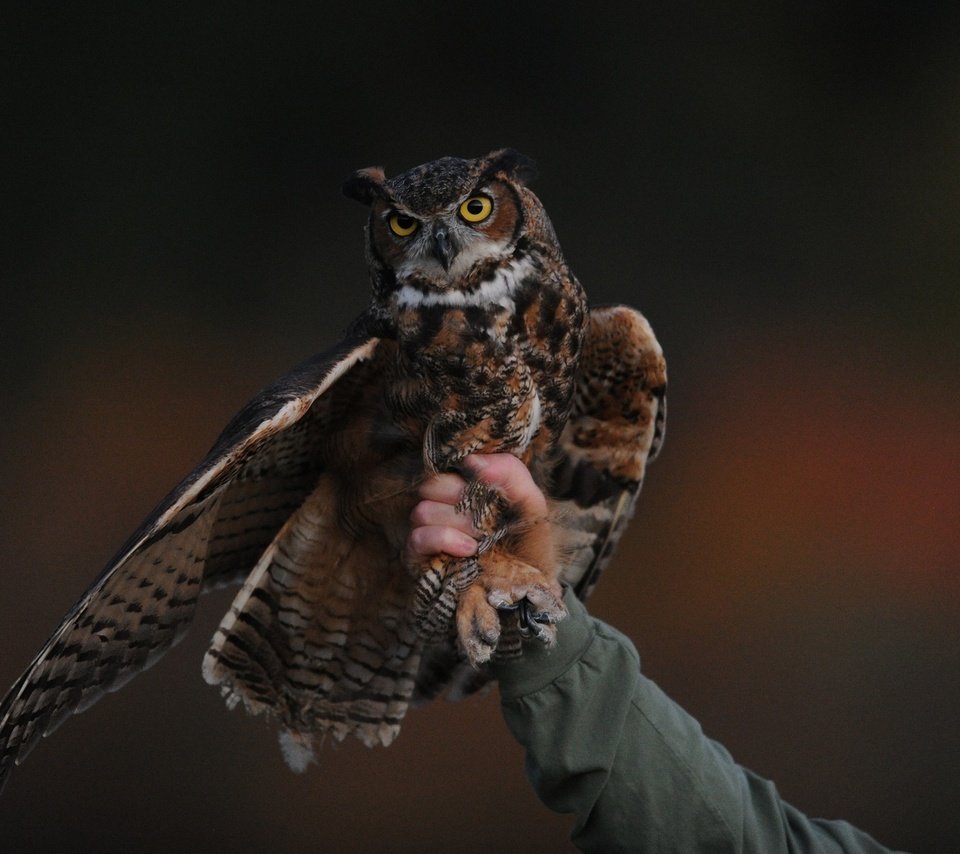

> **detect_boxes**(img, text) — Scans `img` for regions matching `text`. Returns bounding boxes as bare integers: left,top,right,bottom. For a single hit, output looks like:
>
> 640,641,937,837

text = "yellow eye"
459,195,493,223
388,212,419,237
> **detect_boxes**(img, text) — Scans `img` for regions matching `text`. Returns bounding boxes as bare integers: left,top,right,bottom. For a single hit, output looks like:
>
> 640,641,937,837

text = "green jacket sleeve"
489,588,898,853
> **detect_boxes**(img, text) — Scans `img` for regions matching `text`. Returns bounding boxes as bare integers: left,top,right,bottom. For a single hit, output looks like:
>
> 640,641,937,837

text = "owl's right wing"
0,326,383,791
551,304,666,599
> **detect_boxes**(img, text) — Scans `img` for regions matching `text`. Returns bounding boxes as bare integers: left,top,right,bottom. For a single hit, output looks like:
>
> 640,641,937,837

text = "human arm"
407,455,897,853
491,586,893,853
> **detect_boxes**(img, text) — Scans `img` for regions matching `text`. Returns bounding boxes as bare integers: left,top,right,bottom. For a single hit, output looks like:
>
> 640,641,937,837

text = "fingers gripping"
409,454,563,664
463,454,548,521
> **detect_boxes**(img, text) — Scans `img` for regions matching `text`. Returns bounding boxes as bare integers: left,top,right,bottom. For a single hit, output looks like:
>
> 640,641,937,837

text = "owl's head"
344,149,547,295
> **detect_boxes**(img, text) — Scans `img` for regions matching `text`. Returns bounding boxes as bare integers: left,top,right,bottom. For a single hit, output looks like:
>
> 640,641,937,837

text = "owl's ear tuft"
480,149,538,185
342,167,388,205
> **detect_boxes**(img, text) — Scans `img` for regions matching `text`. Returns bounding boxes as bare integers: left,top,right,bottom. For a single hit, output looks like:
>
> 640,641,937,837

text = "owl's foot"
456,556,566,667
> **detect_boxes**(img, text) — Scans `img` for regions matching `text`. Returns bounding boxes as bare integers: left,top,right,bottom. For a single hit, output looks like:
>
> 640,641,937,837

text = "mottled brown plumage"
0,149,665,785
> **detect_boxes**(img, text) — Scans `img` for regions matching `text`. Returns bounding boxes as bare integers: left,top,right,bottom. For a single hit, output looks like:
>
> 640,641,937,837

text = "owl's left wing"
551,304,666,599
0,329,381,791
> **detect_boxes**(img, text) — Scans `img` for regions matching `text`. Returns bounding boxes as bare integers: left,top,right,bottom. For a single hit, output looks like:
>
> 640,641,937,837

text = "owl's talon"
515,599,561,642
455,556,566,665
516,599,535,634
457,583,502,666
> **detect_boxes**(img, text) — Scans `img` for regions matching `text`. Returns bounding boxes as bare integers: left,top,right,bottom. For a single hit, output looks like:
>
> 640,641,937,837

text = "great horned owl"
0,149,666,784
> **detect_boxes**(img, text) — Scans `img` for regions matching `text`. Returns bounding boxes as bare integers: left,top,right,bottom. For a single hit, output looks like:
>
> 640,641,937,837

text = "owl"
0,149,666,784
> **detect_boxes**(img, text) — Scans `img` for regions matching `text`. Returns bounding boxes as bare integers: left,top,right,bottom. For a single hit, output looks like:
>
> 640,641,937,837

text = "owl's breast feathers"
388,243,587,471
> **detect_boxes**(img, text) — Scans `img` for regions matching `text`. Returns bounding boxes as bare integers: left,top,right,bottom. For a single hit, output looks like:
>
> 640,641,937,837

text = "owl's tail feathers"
201,479,422,769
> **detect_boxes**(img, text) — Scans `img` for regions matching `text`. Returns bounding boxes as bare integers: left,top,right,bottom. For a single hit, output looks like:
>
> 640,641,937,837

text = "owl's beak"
431,225,456,271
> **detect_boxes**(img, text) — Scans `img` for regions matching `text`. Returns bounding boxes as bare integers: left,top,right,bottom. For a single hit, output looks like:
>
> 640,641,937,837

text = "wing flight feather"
0,331,380,789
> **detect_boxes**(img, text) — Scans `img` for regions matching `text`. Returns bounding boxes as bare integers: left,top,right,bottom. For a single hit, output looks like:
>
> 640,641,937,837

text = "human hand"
404,454,549,567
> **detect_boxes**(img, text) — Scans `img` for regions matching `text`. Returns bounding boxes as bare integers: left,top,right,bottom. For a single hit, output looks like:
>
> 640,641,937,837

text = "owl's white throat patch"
395,256,534,311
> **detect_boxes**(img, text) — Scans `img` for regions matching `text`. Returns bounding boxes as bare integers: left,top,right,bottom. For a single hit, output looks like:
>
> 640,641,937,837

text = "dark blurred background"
1,3,958,852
